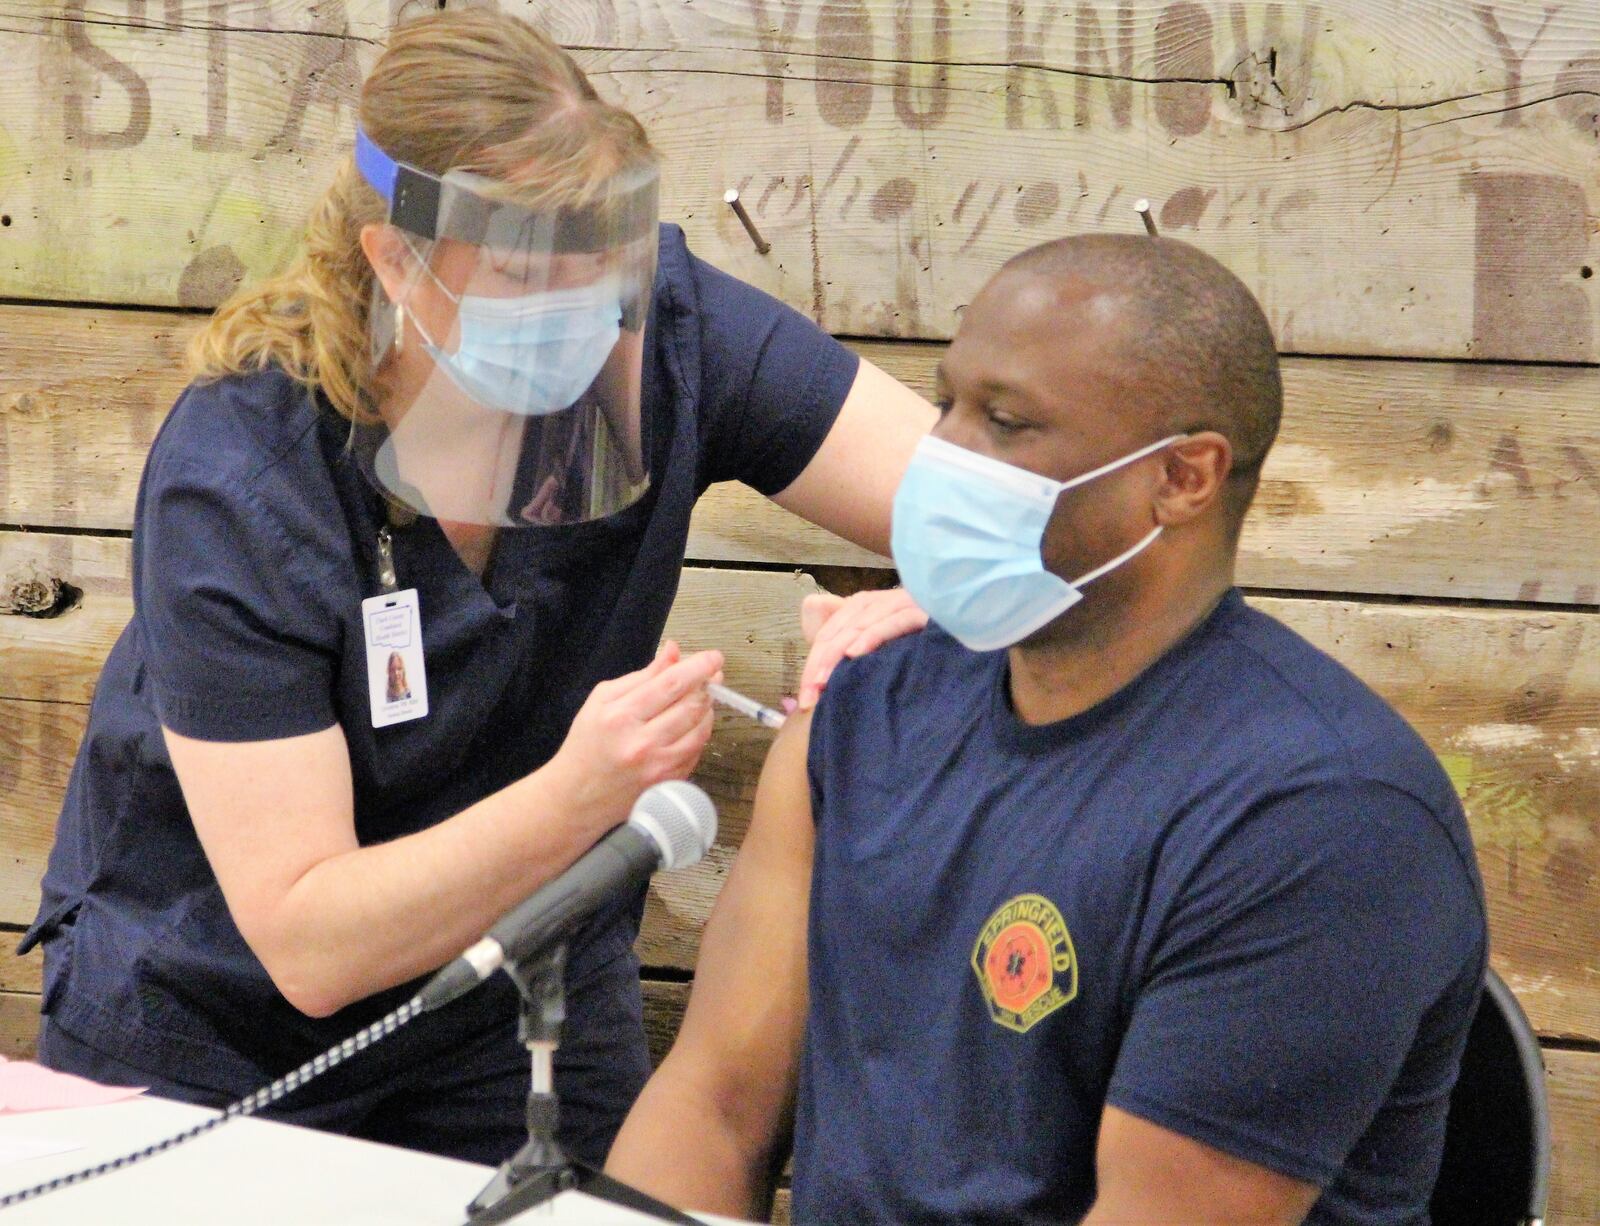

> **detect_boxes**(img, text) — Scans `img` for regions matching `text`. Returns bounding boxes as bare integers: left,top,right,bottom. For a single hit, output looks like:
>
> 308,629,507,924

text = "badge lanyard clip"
376,526,399,595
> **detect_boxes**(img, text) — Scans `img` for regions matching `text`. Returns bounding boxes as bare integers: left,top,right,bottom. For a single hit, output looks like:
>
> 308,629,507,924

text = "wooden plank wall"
0,1,1595,1219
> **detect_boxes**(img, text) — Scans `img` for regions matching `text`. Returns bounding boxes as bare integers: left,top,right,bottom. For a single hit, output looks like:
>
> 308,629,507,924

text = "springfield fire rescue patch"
971,893,1078,1033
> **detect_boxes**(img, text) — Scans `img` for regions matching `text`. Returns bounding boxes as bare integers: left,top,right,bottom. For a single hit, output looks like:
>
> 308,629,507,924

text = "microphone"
416,780,718,1013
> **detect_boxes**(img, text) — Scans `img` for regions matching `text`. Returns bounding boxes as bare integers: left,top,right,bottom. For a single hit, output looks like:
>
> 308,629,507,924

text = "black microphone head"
630,781,718,870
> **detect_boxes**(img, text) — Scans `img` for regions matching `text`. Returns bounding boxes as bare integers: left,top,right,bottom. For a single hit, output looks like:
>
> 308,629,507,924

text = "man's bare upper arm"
1087,1105,1320,1226
659,708,817,1142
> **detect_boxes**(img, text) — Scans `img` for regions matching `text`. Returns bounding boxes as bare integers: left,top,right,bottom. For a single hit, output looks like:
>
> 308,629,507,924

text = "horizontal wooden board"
0,3,399,36
640,978,689,1070
359,1,1600,359
1,4,1598,358
641,568,817,969
1271,599,1600,1043
0,546,812,979
3,531,1597,1040
0,941,42,996
697,343,1600,606
1546,1048,1600,1225
0,698,81,929
0,534,132,704
0,990,40,1060
5,304,1600,606
0,2,388,306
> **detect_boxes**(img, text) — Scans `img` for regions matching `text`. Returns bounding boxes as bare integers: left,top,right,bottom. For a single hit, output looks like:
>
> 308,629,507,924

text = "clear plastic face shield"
354,127,659,527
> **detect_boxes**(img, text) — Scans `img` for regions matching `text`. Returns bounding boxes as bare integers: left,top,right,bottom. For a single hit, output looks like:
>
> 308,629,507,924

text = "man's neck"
1006,564,1234,726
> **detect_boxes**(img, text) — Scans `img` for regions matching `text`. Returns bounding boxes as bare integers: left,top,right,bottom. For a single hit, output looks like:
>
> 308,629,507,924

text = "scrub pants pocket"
38,1017,234,1110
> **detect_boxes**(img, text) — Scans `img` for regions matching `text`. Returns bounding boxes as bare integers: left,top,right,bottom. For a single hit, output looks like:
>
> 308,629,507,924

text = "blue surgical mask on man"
404,238,623,416
891,433,1186,652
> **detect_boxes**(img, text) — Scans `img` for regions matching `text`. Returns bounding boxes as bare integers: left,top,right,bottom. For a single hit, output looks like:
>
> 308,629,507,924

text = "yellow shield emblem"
971,893,1078,1033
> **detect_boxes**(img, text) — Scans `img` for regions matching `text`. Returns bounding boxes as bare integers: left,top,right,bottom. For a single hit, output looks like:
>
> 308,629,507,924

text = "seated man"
607,236,1487,1225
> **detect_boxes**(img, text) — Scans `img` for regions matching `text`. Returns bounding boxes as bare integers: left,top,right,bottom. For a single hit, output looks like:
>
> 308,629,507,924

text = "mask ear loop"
1071,524,1165,589
1061,434,1189,589
1055,432,1190,495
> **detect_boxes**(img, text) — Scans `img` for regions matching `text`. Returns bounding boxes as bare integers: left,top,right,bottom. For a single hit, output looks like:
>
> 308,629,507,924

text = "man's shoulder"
819,622,983,707
1208,601,1448,791
1181,601,1476,876
807,625,987,771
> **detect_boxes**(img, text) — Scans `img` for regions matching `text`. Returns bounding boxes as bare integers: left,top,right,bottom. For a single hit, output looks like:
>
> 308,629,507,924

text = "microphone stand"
463,944,700,1225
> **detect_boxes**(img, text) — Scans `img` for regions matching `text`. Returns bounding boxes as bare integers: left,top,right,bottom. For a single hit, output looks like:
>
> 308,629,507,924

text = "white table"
0,1096,726,1224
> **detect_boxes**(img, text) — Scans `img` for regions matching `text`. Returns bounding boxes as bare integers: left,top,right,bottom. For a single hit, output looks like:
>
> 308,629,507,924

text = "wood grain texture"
481,1,1600,359
640,978,689,1070
0,942,43,996
0,698,80,929
0,3,397,35
3,531,1597,1040
700,342,1600,607
0,991,41,1060
5,303,1600,605
0,2,387,305
0,545,816,982
1268,598,1600,1043
1547,1048,1600,1226
3,3,1599,359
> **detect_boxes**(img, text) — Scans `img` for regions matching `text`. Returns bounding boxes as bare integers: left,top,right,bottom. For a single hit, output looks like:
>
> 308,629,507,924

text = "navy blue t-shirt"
22,225,858,1104
797,595,1486,1225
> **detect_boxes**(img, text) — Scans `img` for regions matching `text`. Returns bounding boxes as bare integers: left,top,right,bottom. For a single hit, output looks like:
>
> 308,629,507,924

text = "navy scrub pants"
38,950,653,1169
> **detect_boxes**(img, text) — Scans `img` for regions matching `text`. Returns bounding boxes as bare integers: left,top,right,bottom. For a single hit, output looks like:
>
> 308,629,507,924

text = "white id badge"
363,588,429,728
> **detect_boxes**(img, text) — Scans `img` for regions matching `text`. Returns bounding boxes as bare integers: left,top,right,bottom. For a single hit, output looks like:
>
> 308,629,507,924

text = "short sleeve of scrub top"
136,388,343,743
684,249,862,495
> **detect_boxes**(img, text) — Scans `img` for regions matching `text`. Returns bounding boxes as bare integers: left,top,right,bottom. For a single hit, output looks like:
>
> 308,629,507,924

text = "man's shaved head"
993,234,1281,526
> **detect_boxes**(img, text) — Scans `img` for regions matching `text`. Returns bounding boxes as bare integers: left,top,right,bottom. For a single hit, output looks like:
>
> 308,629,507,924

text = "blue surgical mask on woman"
404,240,623,416
891,432,1186,652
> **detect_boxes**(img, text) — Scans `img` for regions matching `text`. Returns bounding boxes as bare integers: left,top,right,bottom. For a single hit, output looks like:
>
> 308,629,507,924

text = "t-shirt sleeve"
690,250,860,495
1105,779,1486,1187
137,451,340,742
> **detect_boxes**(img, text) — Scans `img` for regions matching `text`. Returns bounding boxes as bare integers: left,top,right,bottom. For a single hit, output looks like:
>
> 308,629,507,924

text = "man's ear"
360,222,411,304
1154,432,1232,527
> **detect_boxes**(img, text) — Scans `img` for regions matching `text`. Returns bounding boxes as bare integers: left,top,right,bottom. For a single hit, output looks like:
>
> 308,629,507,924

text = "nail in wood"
724,189,771,255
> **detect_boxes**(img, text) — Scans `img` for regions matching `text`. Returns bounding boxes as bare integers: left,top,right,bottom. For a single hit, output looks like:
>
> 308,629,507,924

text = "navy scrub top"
21,224,860,1098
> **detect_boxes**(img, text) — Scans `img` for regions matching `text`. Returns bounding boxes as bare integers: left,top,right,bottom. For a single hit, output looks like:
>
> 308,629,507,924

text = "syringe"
707,682,787,730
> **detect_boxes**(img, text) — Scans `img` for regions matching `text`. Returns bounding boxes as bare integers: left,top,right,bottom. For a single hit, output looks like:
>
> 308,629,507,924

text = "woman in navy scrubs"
20,10,933,1167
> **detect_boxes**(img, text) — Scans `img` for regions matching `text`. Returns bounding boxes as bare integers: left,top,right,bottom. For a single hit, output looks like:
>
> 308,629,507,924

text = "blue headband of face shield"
891,433,1187,652
353,127,658,252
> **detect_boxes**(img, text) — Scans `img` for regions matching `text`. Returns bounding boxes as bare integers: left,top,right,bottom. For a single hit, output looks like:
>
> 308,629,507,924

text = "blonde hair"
187,10,657,423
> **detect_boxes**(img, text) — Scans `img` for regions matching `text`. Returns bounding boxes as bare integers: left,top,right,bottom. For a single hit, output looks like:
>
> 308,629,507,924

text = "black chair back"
1430,968,1552,1226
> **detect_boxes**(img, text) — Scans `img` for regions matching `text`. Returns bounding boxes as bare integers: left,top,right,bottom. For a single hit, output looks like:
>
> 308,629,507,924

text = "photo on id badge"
364,589,429,727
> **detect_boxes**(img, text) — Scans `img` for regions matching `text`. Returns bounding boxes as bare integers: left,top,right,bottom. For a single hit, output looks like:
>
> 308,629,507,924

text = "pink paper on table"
0,1056,145,1114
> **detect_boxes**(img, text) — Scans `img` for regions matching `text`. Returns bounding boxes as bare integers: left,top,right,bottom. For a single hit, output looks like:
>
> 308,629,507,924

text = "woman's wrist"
522,750,622,843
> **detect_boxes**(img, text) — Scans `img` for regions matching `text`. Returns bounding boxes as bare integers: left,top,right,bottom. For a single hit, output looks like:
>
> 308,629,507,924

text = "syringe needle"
707,682,787,729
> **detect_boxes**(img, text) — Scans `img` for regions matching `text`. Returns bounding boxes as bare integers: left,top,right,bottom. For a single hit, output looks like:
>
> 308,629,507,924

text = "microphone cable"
0,996,422,1211
1,780,718,1212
